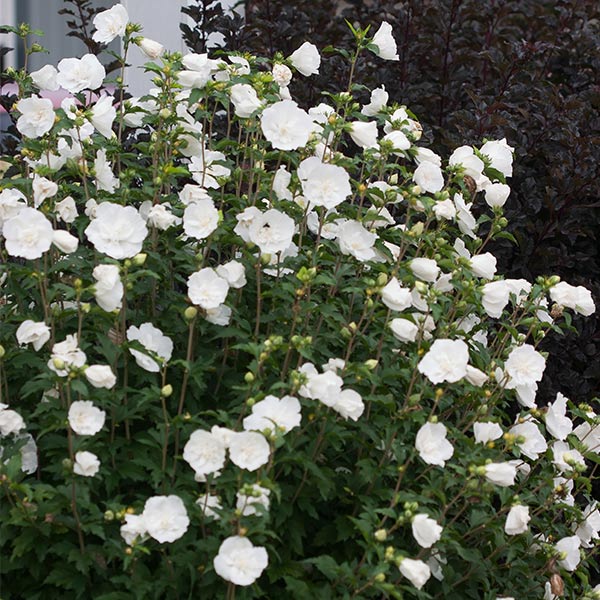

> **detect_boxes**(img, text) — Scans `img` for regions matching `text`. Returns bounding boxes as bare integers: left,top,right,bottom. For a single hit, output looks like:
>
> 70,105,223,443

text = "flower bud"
374,573,386,583
184,306,198,321
0,345,5,359
374,529,387,542
161,384,173,397
244,372,255,384
104,509,115,521
364,359,379,370
133,253,147,266
53,357,65,370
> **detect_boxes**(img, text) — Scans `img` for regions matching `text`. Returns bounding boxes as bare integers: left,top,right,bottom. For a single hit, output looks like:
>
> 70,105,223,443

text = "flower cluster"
0,6,597,599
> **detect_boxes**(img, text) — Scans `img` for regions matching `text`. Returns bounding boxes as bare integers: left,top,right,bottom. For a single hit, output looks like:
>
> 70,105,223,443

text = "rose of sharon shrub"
0,10,597,600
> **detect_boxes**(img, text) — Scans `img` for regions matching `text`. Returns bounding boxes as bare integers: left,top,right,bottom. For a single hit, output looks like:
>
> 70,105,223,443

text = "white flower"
126,323,173,372
183,429,226,478
205,304,232,326
575,503,600,548
236,484,271,516
94,149,120,193
230,83,262,118
85,202,147,259
469,253,497,279
545,392,573,441
0,406,26,436
549,281,595,316
480,138,514,178
30,65,59,91
509,420,547,460
482,279,531,318
371,21,399,61
56,54,105,93
52,230,79,254
0,188,26,232
19,434,38,474
55,196,77,223
73,451,100,477
389,318,419,343
484,182,511,208
228,431,270,471
216,260,246,289
555,535,581,571
183,197,219,240
573,414,600,451
505,505,530,535
178,53,216,88
138,37,164,59
473,422,503,444
147,204,180,230
3,207,53,260
260,100,313,150
413,161,444,193
481,280,511,318
418,339,469,384
233,206,262,242
412,514,443,548
48,334,87,376
504,344,546,387
410,258,440,283
179,184,211,206
85,365,116,389
465,365,488,386
337,220,377,262
272,63,292,86
361,86,388,116
332,389,365,421
142,495,189,544
399,558,431,590
288,41,321,76
449,146,485,181
298,157,352,210
300,369,343,406
92,3,128,43
381,278,412,311
189,149,230,189
415,147,442,167
191,495,222,524
68,401,106,436
93,264,123,312
243,395,301,435
552,440,586,473
32,175,58,208
90,94,116,138
484,462,517,487
187,268,230,310
454,192,477,238
16,320,50,351
16,96,54,138
382,130,411,152
349,121,378,149
272,166,293,201
213,536,268,586
120,513,147,545
415,422,454,467
248,209,295,255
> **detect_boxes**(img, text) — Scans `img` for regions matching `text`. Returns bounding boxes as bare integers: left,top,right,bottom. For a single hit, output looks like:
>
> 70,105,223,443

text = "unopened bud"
161,384,173,397
133,253,147,266
0,345,5,359
244,372,255,384
184,306,198,321
364,359,378,370
374,529,387,542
